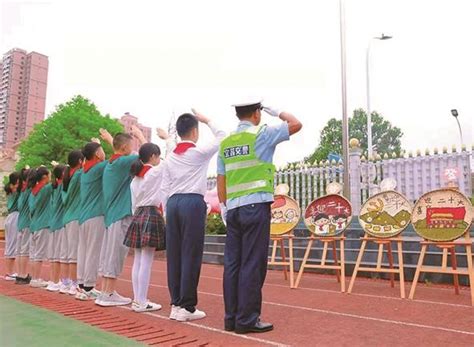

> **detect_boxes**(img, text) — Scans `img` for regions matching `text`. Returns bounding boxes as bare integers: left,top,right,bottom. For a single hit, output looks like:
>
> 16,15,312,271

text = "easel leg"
449,247,460,295
295,239,314,289
348,239,367,294
271,239,277,264
409,244,427,300
387,242,395,288
465,243,474,306
340,239,346,293
289,237,294,289
332,240,341,283
397,240,406,299
280,239,288,281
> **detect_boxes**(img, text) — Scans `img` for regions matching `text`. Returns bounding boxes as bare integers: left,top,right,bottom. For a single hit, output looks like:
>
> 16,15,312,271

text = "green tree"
306,108,403,163
16,95,123,169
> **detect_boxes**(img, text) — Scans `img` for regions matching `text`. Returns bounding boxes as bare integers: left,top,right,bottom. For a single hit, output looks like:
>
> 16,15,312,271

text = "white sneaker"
46,282,61,292
30,279,48,288
176,308,206,322
132,302,162,313
68,282,78,296
94,293,105,306
169,305,180,320
76,288,101,301
59,282,70,294
96,291,132,307
4,273,17,281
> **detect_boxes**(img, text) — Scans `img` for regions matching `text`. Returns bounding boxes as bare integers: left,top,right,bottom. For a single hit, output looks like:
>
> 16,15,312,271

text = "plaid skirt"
124,206,166,250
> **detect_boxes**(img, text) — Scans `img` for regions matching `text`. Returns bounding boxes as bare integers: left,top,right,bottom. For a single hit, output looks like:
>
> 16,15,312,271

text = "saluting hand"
156,128,170,140
99,128,113,145
191,108,211,124
262,106,281,118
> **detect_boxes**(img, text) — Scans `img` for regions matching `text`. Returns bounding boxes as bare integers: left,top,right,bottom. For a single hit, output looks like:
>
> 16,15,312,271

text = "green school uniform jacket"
79,161,107,225
50,184,66,232
102,155,138,227
7,192,19,213
17,189,32,231
62,170,82,225
29,183,52,232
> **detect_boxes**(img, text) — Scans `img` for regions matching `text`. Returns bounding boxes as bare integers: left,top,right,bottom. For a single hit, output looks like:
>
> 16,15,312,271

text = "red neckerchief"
21,181,28,192
173,142,196,155
69,167,79,178
137,165,152,178
158,203,163,215
57,179,63,186
109,154,123,163
32,181,47,196
83,158,102,173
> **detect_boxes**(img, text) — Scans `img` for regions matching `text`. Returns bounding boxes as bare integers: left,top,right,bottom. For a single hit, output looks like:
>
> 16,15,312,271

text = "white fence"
207,142,473,214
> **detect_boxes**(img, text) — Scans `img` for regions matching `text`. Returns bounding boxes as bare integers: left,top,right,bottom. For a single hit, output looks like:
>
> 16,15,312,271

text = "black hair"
9,172,20,186
4,185,12,195
18,168,30,191
176,113,198,137
82,142,101,160
112,133,133,150
26,168,37,189
63,150,84,191
313,213,329,222
334,214,347,221
130,143,161,177
28,167,49,189
236,103,261,120
52,165,66,189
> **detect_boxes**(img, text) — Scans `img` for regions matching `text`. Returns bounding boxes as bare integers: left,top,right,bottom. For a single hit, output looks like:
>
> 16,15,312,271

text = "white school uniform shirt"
161,121,226,202
130,139,176,214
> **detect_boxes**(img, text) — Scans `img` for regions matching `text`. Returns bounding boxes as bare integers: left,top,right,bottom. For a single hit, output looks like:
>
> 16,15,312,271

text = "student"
60,151,84,295
15,168,32,285
46,164,66,292
124,140,168,313
28,167,53,288
95,127,146,307
3,172,20,280
75,139,107,301
217,100,302,334
161,110,225,321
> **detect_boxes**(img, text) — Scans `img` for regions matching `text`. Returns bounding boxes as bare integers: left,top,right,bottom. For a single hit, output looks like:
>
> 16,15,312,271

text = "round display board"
359,191,412,238
411,188,473,242
270,195,301,235
304,195,352,237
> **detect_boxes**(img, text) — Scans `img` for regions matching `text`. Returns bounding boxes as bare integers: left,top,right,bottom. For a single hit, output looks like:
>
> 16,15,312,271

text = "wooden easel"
294,236,346,292
268,233,295,288
409,232,474,305
348,236,405,298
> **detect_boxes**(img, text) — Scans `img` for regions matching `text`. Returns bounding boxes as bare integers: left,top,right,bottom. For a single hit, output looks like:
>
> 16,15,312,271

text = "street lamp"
450,109,464,145
367,33,392,159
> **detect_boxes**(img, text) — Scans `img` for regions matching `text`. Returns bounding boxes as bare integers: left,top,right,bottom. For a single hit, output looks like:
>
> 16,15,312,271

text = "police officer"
217,99,302,334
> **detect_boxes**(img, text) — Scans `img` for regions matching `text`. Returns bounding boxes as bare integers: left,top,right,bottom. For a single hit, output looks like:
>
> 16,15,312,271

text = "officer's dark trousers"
224,202,271,328
166,194,207,312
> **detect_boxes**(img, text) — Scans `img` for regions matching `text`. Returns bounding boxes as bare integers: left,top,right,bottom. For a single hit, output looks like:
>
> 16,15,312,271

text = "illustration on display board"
270,184,301,235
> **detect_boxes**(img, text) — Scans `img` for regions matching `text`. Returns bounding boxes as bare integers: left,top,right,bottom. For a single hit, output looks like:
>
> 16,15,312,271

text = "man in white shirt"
161,110,226,322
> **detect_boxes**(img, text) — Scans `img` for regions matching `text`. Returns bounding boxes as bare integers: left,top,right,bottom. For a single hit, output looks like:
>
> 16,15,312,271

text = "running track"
1,241,473,346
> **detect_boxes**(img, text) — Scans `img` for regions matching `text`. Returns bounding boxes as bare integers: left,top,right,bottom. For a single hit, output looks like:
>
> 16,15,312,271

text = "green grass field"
0,295,143,347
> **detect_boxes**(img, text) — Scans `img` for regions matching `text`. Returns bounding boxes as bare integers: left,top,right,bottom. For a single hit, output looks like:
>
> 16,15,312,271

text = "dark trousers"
166,193,207,312
223,202,271,328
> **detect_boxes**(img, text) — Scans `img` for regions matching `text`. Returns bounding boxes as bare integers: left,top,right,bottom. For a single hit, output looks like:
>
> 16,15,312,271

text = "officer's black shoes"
224,323,235,332
235,321,274,334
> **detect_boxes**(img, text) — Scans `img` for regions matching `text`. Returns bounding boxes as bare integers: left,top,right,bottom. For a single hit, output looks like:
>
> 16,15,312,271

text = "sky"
1,0,473,171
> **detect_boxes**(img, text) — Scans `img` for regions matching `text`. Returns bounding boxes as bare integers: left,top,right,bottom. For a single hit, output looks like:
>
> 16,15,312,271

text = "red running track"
1,241,474,346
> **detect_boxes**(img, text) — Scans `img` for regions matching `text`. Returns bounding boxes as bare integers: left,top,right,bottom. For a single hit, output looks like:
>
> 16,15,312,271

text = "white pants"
77,216,106,287
4,212,19,258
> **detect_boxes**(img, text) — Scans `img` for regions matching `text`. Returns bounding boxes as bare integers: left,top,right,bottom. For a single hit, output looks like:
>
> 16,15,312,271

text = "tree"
16,95,123,169
306,108,403,164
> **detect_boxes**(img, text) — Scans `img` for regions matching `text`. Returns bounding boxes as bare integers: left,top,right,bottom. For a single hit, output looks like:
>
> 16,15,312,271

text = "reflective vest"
220,125,275,200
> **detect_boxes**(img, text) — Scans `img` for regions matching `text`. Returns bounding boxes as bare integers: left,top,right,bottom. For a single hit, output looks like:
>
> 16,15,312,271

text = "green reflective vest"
220,125,275,200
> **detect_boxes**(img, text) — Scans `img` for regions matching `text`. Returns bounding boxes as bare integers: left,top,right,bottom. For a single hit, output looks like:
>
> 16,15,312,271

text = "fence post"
349,139,362,215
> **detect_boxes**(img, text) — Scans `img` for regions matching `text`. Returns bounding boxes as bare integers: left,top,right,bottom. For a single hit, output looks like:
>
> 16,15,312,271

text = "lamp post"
339,0,350,199
367,33,392,159
450,109,464,146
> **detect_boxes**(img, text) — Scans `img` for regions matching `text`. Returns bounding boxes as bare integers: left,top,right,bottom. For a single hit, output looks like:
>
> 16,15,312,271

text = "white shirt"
130,164,166,214
130,138,176,214
161,121,226,201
